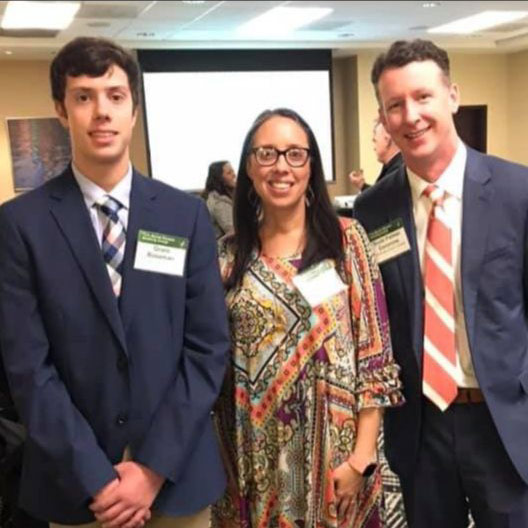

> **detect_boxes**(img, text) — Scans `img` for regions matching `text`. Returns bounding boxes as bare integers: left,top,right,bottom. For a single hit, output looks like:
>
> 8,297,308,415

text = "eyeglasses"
251,146,311,168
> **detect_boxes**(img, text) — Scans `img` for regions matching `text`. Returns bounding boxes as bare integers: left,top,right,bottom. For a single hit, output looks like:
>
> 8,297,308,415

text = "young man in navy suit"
0,37,229,528
354,39,528,527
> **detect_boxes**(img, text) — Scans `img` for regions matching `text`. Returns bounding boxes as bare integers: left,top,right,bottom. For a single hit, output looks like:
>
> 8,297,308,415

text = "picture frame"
6,117,71,192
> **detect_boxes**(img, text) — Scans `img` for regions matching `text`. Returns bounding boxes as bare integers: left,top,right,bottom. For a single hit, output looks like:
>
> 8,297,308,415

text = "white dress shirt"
407,141,478,388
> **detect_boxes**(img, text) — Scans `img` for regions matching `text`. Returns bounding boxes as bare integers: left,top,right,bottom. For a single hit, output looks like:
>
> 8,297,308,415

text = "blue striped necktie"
96,196,126,297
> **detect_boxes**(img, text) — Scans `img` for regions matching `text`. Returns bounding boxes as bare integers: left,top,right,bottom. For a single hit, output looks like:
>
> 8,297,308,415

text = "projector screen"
138,50,334,191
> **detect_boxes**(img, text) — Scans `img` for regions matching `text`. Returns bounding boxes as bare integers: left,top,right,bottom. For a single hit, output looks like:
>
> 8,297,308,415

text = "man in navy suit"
0,37,229,528
354,39,528,527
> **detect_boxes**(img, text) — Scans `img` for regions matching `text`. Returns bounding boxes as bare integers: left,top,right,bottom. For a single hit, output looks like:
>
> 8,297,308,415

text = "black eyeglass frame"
250,146,311,168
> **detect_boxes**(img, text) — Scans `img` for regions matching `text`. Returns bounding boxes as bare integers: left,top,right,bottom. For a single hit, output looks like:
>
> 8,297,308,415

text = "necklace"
260,226,306,259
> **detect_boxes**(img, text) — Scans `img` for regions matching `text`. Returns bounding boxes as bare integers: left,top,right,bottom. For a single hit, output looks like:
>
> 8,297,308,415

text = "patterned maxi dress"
212,218,404,528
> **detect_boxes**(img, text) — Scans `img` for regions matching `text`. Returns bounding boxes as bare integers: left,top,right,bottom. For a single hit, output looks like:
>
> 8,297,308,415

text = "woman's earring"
305,186,315,207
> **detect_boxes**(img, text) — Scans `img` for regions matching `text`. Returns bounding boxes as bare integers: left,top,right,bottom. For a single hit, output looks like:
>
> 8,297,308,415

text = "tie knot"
423,184,445,207
97,196,123,218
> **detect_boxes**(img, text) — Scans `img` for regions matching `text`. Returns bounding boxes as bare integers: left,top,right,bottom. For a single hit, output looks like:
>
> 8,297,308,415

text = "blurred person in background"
203,161,236,238
372,119,403,183
348,168,370,194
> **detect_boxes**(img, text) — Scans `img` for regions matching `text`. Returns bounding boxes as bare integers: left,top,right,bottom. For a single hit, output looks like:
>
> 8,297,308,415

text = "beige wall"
0,61,53,203
1,50,526,204
507,49,528,166
355,51,382,185
451,53,510,158
330,55,360,198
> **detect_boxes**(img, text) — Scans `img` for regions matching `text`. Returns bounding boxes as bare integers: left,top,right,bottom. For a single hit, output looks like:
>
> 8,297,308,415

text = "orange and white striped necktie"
422,184,457,410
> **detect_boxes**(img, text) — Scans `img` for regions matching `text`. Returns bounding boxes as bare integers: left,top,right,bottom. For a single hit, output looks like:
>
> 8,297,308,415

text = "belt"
452,387,484,404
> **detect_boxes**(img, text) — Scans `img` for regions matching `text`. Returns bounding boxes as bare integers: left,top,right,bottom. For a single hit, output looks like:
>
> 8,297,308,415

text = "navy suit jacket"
0,167,230,524
354,147,528,484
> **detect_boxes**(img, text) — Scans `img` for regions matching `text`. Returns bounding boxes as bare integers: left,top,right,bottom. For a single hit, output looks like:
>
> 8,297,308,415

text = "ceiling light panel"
237,6,333,37
1,1,81,30
429,10,528,34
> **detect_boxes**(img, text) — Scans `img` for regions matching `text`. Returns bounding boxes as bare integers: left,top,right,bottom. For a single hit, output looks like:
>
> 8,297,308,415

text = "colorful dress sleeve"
341,217,404,410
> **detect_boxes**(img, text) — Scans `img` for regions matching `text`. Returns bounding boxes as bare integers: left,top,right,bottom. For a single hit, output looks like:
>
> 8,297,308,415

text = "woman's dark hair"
50,36,140,110
225,108,344,290
203,161,233,199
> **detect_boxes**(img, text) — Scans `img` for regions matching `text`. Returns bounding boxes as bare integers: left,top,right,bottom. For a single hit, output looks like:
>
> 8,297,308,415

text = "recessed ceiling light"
5,50,13,55
237,6,333,37
1,1,80,30
429,10,528,34
422,2,440,7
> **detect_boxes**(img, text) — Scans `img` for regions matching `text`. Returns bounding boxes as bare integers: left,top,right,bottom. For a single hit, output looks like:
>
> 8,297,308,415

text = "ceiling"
1,0,528,60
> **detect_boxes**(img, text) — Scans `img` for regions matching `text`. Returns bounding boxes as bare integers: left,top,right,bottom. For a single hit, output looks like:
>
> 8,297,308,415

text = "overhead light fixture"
237,6,333,37
1,1,80,30
5,50,13,55
428,10,528,34
422,2,440,7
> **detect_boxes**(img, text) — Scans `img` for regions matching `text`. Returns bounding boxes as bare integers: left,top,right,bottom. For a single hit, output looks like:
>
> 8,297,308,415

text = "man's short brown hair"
371,39,451,99
50,36,141,110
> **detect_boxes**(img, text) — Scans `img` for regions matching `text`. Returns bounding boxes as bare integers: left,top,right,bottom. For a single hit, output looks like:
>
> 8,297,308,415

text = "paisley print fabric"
212,218,403,528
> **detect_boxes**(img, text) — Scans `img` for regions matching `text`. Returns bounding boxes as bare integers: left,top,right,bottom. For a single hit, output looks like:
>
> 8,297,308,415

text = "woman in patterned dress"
212,108,403,528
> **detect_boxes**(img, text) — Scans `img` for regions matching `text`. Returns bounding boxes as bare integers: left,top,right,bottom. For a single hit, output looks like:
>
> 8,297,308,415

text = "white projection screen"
138,50,334,191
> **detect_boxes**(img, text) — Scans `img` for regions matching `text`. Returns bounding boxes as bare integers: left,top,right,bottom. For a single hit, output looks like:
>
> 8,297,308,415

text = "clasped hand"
333,461,364,526
90,461,165,528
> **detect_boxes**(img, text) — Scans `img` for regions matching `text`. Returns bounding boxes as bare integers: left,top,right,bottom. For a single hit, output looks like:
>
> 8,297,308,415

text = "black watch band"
362,462,377,477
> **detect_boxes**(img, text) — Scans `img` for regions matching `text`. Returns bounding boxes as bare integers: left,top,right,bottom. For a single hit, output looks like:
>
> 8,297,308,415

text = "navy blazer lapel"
48,167,127,354
390,168,424,364
461,148,493,347
119,171,157,330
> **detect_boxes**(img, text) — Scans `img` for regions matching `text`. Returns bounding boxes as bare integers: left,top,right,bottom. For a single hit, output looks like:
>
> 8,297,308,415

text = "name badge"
134,230,188,276
292,260,347,307
368,218,411,264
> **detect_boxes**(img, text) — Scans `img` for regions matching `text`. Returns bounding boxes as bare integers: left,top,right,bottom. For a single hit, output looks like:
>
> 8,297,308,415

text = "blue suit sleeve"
133,200,230,482
0,205,117,504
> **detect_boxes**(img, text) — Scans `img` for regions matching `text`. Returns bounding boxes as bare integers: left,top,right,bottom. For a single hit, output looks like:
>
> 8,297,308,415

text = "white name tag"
368,218,411,264
134,230,188,276
292,260,347,307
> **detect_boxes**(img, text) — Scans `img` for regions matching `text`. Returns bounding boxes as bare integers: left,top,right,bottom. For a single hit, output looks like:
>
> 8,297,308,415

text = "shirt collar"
71,162,132,210
407,140,467,202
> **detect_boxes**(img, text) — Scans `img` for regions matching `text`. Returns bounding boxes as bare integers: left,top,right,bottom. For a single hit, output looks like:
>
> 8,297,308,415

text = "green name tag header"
138,230,188,249
368,218,405,242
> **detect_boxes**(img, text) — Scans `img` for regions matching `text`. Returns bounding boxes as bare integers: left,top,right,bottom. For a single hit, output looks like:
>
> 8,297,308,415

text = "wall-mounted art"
6,117,71,192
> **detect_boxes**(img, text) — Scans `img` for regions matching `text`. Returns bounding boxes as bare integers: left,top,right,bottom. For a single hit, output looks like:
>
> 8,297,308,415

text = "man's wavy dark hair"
50,36,140,110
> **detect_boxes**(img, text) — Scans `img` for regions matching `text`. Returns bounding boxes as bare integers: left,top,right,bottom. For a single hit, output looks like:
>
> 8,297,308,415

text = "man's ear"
55,101,69,128
449,82,460,115
379,107,388,130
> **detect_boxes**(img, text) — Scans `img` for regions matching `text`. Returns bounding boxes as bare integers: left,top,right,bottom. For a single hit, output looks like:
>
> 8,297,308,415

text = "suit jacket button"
116,414,128,426
117,356,128,371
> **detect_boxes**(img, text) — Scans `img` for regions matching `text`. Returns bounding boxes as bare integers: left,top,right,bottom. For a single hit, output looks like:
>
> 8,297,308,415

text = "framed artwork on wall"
6,117,71,192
